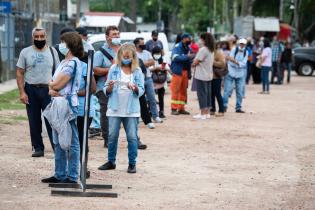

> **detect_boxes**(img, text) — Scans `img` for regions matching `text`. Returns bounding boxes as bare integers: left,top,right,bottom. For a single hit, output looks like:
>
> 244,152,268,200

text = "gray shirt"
137,50,153,78
194,46,214,81
16,46,60,84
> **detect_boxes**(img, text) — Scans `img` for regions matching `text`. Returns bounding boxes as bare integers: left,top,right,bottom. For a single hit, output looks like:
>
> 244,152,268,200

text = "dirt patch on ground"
0,74,314,210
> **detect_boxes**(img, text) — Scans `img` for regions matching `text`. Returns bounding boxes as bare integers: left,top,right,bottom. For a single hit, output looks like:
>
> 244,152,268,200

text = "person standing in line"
270,35,284,84
259,39,272,94
145,30,165,56
210,42,226,117
93,26,120,148
223,38,248,113
149,46,170,119
134,37,163,123
41,32,83,183
280,42,292,84
16,27,60,157
170,33,194,115
191,32,215,120
98,43,145,173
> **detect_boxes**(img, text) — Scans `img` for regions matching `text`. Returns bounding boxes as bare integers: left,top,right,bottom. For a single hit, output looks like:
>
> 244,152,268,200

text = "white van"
88,32,171,64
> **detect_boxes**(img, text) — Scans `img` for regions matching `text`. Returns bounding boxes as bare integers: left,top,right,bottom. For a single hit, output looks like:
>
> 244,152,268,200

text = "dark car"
292,47,315,76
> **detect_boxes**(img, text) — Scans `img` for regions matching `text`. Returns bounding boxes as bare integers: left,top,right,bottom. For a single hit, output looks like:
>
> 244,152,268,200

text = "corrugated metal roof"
254,18,280,32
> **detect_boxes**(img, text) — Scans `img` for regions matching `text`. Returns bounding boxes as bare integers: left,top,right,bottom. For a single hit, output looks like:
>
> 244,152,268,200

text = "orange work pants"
170,70,188,111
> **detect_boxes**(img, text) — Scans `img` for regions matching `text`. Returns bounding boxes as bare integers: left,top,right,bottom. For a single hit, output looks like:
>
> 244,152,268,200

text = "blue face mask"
122,58,132,65
59,43,69,56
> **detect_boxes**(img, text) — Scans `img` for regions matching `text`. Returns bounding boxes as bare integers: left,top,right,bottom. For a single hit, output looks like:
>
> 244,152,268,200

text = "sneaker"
235,109,245,113
215,112,224,117
265,91,270,95
193,114,206,120
258,91,265,94
41,176,61,183
178,110,190,115
127,164,136,173
86,170,90,179
32,150,44,157
171,110,180,115
210,111,215,115
224,107,228,113
206,114,211,119
138,142,147,150
147,123,155,129
98,161,116,170
63,178,77,184
159,111,166,118
104,141,108,148
153,117,163,123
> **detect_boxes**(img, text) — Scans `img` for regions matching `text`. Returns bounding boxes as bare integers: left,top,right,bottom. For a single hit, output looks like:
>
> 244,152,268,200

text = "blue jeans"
261,66,271,92
242,69,247,97
54,119,80,182
223,75,244,111
282,62,292,83
108,117,138,166
145,77,159,119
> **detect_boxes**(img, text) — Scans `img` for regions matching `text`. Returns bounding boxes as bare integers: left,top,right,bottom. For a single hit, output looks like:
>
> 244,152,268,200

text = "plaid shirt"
271,41,283,62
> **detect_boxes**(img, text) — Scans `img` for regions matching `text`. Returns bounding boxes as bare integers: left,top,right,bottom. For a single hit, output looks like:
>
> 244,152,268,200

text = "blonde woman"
98,43,144,173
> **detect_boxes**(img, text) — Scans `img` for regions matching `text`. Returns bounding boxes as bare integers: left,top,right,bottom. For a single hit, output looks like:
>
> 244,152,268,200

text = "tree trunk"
130,0,137,31
241,0,255,16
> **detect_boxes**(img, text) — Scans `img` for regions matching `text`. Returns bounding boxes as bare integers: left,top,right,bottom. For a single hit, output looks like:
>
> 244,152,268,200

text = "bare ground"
0,74,314,210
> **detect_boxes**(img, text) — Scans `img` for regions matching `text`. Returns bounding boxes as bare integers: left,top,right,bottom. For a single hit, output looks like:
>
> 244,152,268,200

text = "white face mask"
153,54,161,60
111,38,121,46
59,43,69,56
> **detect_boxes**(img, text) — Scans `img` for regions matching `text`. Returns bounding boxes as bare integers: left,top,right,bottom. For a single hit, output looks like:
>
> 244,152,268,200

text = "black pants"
24,83,53,152
210,78,224,113
196,79,211,109
77,116,92,165
96,91,108,144
246,62,252,84
157,87,165,112
140,94,152,125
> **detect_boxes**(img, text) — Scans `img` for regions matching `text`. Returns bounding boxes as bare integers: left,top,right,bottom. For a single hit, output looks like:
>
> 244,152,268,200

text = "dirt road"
0,74,314,210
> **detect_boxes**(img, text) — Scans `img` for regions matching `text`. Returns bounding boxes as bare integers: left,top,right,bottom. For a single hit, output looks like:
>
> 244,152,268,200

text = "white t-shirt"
137,50,153,78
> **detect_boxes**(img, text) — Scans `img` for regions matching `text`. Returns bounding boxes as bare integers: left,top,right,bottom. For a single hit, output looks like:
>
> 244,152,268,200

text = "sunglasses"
34,35,45,39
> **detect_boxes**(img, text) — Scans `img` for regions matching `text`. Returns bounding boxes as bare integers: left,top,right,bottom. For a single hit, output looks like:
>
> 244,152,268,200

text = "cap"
239,38,247,44
75,27,88,36
152,30,158,36
60,27,75,36
181,33,191,40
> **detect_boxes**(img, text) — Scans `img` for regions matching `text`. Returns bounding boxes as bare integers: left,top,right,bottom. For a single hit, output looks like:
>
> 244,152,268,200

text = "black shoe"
98,161,116,170
178,110,190,115
159,111,166,118
236,109,245,113
224,107,228,113
127,164,136,173
32,150,44,157
63,178,78,184
138,140,147,150
171,109,180,115
86,170,90,179
41,176,61,183
104,141,108,148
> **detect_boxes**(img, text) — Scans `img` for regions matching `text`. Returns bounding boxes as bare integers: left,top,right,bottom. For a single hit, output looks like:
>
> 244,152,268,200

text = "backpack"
94,48,114,81
234,47,247,58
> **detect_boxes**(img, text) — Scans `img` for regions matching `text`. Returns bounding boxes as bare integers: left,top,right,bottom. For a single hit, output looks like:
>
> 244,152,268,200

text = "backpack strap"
234,47,247,58
49,46,56,76
99,47,114,63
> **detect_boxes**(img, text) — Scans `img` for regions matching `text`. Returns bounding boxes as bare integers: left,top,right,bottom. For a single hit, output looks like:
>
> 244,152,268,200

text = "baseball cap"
239,38,247,44
75,27,88,36
181,33,191,40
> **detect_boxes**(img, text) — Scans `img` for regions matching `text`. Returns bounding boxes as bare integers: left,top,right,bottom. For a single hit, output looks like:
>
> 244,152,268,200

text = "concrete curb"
0,79,17,94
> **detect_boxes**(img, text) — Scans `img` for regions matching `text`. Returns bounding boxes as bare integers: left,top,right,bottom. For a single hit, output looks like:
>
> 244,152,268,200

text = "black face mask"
34,40,46,49
139,44,146,50
152,38,158,42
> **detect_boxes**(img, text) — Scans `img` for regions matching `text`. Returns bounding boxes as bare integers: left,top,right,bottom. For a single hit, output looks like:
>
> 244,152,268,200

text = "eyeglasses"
34,35,45,39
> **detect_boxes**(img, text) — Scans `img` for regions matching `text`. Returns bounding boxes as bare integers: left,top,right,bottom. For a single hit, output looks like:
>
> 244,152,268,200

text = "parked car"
292,47,315,76
88,32,171,64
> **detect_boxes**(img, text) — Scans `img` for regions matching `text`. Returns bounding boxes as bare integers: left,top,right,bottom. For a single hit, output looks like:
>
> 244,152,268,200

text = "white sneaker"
193,114,207,120
147,123,155,129
206,114,211,119
153,117,163,123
